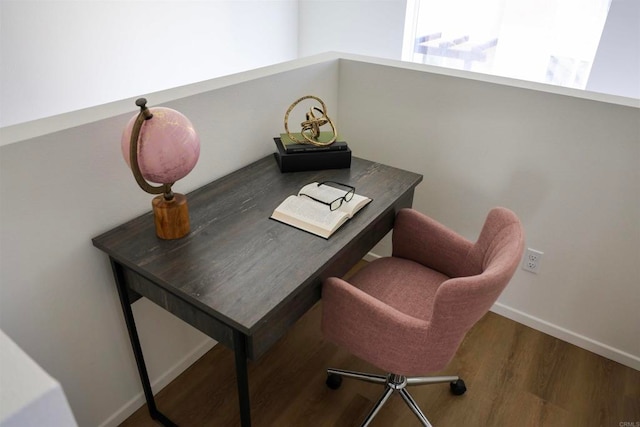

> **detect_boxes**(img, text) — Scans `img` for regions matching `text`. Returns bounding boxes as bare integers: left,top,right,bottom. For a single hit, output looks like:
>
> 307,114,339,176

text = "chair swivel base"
326,368,466,427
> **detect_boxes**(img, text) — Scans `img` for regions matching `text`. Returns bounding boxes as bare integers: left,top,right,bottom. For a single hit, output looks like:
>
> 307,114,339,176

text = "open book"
271,182,372,238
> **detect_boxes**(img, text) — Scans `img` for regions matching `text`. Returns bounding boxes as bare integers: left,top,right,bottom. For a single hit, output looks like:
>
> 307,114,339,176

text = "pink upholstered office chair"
322,207,524,426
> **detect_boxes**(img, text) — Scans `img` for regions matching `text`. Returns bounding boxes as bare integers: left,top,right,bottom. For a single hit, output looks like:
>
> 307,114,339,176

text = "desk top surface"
93,155,422,334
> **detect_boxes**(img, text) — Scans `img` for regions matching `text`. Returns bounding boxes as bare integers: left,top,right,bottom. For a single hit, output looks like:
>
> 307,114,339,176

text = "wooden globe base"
152,193,190,239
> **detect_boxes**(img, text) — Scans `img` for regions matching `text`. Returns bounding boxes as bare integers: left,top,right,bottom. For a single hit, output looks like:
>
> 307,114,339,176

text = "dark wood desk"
93,155,422,426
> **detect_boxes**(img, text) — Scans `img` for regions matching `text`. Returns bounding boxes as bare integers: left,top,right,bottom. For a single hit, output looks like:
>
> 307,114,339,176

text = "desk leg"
110,259,177,427
233,330,252,427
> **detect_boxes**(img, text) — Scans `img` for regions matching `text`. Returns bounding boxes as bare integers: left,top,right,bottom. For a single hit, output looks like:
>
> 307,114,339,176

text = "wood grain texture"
151,193,190,240
93,155,422,360
120,263,640,426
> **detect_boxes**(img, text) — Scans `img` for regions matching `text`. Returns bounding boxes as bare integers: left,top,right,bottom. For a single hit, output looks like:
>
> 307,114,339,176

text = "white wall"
0,1,298,127
586,0,640,98
2,0,636,128
0,0,408,128
338,56,640,368
0,57,340,426
298,0,407,60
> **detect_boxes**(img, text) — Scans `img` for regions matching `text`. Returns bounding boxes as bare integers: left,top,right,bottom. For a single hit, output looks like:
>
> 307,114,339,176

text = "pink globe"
121,107,200,184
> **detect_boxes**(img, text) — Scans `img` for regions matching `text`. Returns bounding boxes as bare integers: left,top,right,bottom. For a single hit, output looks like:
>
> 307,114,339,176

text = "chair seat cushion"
350,257,450,322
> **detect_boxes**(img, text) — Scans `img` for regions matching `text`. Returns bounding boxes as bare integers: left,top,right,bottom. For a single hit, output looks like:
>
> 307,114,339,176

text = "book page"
272,195,347,233
271,183,372,238
335,193,371,217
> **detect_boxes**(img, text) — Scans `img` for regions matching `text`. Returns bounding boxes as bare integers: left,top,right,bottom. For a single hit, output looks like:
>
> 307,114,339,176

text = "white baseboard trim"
491,302,640,371
366,251,639,371
363,252,381,262
98,338,216,427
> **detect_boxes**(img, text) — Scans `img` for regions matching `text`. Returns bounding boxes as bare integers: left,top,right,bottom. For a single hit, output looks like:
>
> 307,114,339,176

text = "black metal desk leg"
233,330,252,427
110,259,176,427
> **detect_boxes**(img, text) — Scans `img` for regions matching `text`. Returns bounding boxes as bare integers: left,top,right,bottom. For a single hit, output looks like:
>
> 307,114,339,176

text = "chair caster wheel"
326,373,343,390
450,379,466,395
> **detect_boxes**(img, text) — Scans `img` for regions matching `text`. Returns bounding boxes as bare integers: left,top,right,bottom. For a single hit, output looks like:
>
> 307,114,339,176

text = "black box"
273,137,351,173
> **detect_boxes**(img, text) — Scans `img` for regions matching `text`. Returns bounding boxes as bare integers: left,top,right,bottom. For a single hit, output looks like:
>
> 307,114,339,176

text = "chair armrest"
321,277,430,375
392,209,474,277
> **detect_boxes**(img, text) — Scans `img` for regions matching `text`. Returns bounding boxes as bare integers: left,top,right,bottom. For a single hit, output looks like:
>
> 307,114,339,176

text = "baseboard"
98,338,216,427
490,302,640,371
365,251,639,371
363,252,381,262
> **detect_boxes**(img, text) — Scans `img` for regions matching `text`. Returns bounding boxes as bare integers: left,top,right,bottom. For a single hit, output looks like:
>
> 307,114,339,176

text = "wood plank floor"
121,266,640,426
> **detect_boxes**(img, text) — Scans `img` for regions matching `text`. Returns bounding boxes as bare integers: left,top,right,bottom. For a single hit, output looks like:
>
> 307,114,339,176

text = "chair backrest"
422,208,524,371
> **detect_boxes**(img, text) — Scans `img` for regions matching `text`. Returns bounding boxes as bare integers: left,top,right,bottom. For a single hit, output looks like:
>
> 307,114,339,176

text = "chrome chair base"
326,368,464,427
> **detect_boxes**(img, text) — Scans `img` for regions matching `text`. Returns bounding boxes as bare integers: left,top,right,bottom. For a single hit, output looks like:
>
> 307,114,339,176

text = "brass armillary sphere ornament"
284,95,337,147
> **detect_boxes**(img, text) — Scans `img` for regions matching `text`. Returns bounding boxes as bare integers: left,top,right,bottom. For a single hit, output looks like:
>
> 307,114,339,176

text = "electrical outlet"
522,248,543,273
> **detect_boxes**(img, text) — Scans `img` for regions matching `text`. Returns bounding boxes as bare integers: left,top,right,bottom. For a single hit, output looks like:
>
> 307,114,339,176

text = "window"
402,0,612,90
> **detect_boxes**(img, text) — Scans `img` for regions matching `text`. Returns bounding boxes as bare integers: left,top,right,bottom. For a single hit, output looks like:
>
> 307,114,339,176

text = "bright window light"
402,0,612,89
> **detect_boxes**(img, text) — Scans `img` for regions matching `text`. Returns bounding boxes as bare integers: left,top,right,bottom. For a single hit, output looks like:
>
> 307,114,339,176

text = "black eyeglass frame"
299,181,355,211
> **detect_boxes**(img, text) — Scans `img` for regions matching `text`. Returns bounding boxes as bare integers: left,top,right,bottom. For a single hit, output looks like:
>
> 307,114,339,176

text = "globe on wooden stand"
121,98,200,239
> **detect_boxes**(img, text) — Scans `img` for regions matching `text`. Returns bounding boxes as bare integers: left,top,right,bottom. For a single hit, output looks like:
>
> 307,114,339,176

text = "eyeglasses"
300,181,355,211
